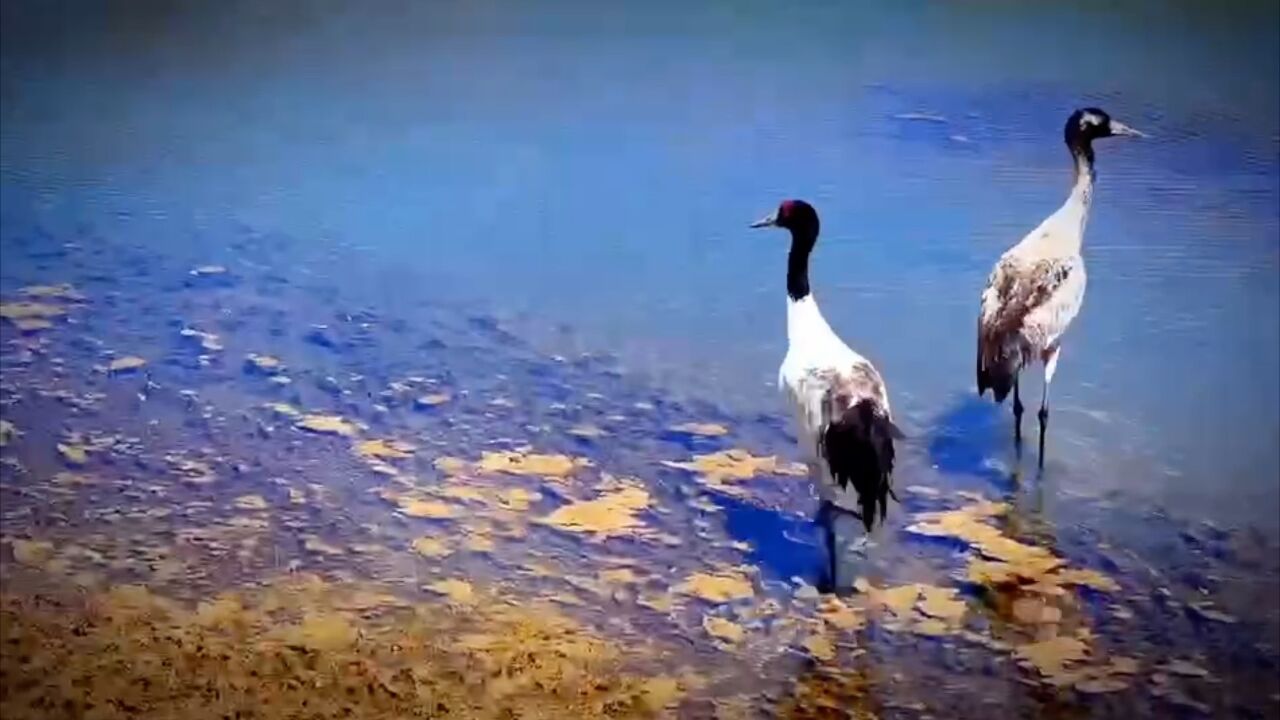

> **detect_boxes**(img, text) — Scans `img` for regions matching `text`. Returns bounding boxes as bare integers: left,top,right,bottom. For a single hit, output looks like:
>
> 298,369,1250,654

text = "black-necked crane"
750,199,902,582
977,107,1143,466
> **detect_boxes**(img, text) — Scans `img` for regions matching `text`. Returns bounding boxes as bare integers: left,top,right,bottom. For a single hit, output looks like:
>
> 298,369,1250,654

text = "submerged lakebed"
0,225,1277,719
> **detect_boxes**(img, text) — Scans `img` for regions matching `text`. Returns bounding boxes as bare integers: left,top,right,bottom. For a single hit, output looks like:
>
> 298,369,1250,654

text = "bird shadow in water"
924,394,1052,537
710,492,830,587
924,394,1028,494
703,396,1041,593
710,492,882,594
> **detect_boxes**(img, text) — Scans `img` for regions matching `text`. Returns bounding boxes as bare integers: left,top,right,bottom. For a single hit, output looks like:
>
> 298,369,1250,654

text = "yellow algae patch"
284,612,359,652
354,438,416,460
1015,636,1090,677
412,537,452,558
675,569,755,603
477,450,591,478
908,501,1119,595
638,593,675,613
703,616,745,644
638,676,684,714
0,420,17,447
106,355,147,372
11,539,56,568
233,494,269,511
916,585,967,624
497,487,542,511
426,578,476,605
295,414,359,437
1,301,66,323
801,634,837,662
20,283,84,301
662,449,802,497
873,584,923,617
464,535,495,553
415,392,452,408
244,353,284,374
817,597,866,632
396,496,460,519
56,442,89,466
437,483,487,502
193,595,247,629
536,487,651,539
669,422,729,437
433,455,472,476
0,577,674,720
599,568,639,585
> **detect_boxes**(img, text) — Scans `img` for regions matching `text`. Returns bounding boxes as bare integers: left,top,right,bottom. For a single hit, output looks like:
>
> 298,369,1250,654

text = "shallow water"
1,1,1278,717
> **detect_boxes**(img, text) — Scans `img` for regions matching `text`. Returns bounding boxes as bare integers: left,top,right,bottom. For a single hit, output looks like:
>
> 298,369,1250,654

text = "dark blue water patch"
711,491,825,585
925,394,1018,492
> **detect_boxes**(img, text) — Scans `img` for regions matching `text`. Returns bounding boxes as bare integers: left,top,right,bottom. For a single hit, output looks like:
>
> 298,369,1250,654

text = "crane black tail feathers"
977,351,1019,403
820,399,900,532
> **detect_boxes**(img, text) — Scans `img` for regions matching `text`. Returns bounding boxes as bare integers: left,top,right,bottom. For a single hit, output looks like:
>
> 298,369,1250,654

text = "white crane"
977,107,1143,465
750,199,901,581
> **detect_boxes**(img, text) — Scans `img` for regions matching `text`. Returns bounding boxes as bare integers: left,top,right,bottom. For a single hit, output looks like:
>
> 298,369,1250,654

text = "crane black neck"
786,229,817,302
1066,134,1098,184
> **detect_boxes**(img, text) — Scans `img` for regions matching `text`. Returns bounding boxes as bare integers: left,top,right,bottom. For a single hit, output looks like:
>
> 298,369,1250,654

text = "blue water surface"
2,0,1277,535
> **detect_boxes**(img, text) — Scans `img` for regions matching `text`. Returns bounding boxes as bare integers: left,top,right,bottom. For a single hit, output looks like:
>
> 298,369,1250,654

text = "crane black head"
751,199,821,301
1065,107,1144,164
750,199,820,240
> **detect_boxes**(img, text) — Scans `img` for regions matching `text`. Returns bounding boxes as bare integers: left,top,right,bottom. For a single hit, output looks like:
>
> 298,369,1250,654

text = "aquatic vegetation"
536,485,651,539
703,615,746,644
668,422,729,437
907,500,1117,594
295,413,360,437
433,455,472,476
412,536,452,558
0,227,1269,719
19,283,85,301
663,448,806,498
354,438,416,460
676,568,756,603
0,574,676,720
10,538,55,568
392,495,460,519
426,578,476,604
56,441,89,466
476,449,591,478
244,353,285,374
0,300,68,333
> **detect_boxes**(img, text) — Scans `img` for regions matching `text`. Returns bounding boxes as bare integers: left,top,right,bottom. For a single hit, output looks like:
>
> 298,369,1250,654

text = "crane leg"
1038,347,1061,468
1012,377,1024,445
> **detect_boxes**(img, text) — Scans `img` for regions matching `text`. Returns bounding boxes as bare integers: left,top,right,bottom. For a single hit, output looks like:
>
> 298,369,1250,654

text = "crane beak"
749,211,777,229
1110,120,1146,138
